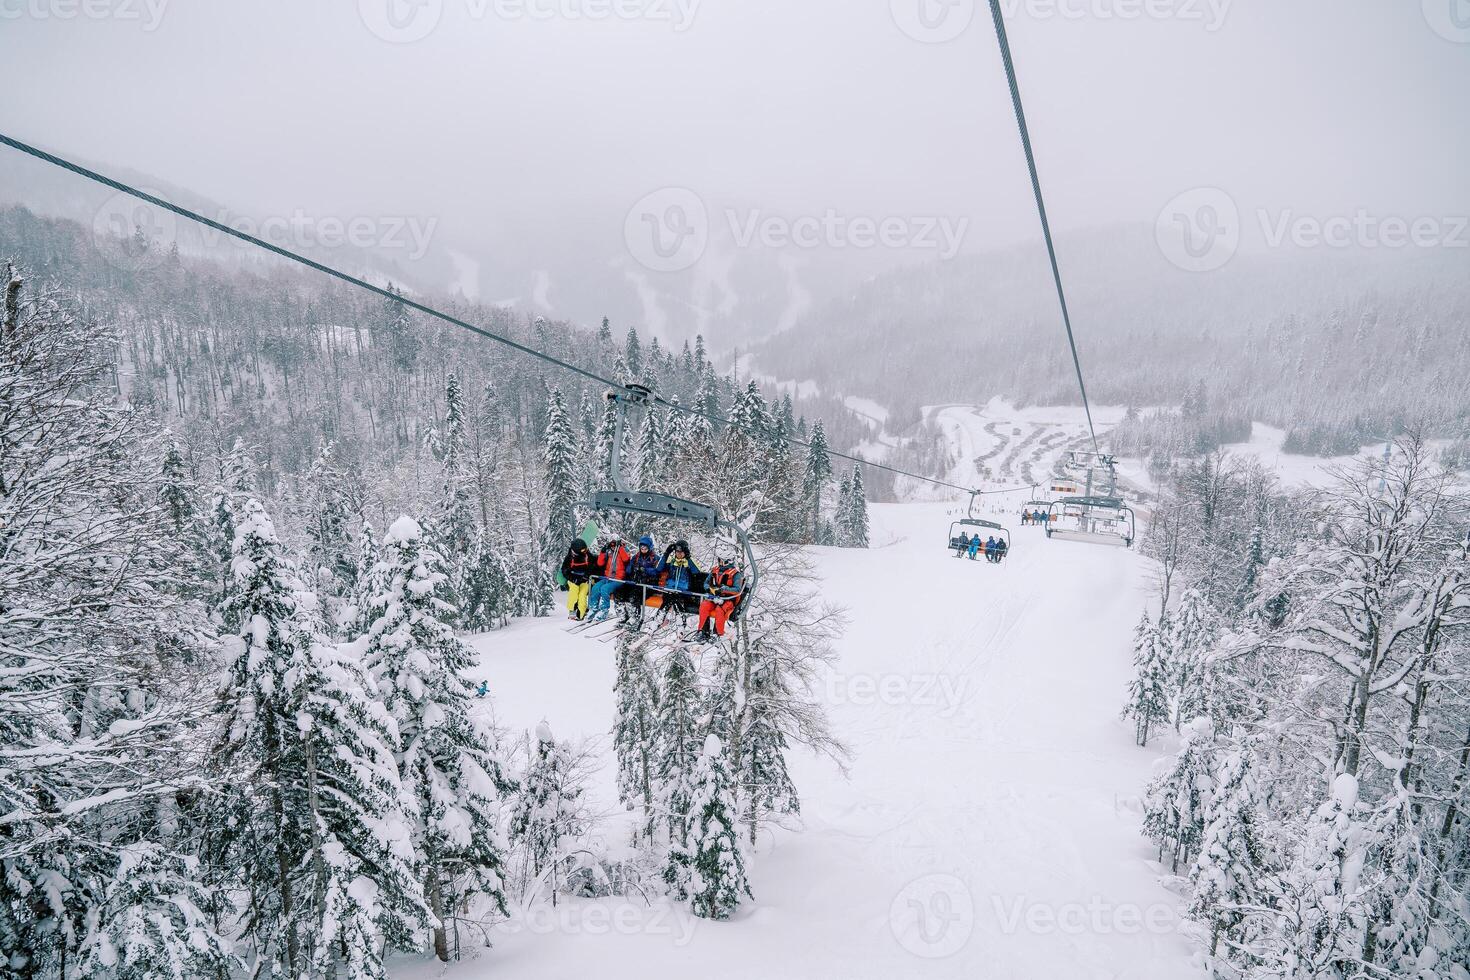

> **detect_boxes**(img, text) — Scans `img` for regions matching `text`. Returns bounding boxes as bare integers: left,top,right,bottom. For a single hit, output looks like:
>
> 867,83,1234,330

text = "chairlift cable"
984,0,1101,455
1,131,998,500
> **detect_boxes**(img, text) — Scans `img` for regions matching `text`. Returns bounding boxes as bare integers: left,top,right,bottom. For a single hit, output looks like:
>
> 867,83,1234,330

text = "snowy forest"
1123,439,1470,977
0,205,868,977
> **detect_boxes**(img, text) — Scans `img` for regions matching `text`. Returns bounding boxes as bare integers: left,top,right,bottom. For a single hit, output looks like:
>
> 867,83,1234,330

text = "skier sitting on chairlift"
655,540,702,614
615,535,662,624
560,538,595,621
993,537,1008,562
955,531,971,556
587,536,631,622
967,535,981,560
695,553,745,642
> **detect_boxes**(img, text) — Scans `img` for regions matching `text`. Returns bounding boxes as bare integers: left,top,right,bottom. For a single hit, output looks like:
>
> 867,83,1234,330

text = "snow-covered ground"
395,495,1198,979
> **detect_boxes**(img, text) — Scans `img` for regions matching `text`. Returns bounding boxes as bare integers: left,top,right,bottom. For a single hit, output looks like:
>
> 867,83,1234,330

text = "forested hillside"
755,225,1470,457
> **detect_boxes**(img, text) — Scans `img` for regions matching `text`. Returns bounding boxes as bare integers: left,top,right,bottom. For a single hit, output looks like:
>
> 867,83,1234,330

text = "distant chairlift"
948,491,1012,562
578,384,760,604
1043,459,1135,547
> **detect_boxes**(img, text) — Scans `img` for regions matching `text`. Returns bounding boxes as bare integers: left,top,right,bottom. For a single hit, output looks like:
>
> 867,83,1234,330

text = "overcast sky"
3,0,1468,322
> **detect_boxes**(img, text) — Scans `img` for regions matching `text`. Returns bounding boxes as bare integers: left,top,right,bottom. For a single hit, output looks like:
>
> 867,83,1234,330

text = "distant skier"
560,538,595,620
695,554,745,641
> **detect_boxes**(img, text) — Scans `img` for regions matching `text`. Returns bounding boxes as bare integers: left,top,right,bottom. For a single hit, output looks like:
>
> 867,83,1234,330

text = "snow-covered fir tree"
803,420,834,544
612,633,661,836
362,516,510,961
1143,717,1217,872
1188,739,1276,963
1123,612,1171,747
684,735,751,920
509,722,589,900
208,500,428,979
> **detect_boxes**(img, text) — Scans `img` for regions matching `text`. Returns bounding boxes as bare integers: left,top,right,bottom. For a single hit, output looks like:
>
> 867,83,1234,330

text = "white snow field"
395,497,1200,979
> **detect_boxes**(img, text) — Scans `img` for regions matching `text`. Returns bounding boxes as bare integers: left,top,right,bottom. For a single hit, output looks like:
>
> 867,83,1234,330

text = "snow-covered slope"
397,496,1199,979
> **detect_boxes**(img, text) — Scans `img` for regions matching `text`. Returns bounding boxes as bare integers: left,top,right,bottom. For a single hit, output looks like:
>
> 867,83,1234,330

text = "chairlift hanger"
580,384,760,600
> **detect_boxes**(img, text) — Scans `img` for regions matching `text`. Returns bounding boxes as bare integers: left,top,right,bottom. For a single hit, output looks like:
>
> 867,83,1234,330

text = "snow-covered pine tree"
459,526,516,632
363,516,510,961
159,437,196,534
1256,774,1378,979
685,735,751,920
623,327,642,382
835,471,854,547
1170,588,1218,729
612,633,661,835
1188,739,1276,964
803,420,834,545
542,386,581,561
0,274,228,976
1142,717,1218,871
656,646,705,899
634,402,664,490
844,463,870,548
1123,612,1170,747
303,441,360,612
208,501,428,978
76,843,236,980
509,722,589,900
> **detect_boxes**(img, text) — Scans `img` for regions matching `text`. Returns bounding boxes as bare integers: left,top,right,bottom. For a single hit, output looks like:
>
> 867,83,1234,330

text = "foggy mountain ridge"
752,222,1470,454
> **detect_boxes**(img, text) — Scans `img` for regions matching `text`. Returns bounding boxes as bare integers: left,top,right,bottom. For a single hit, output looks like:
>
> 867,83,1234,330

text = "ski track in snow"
394,409,1198,980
